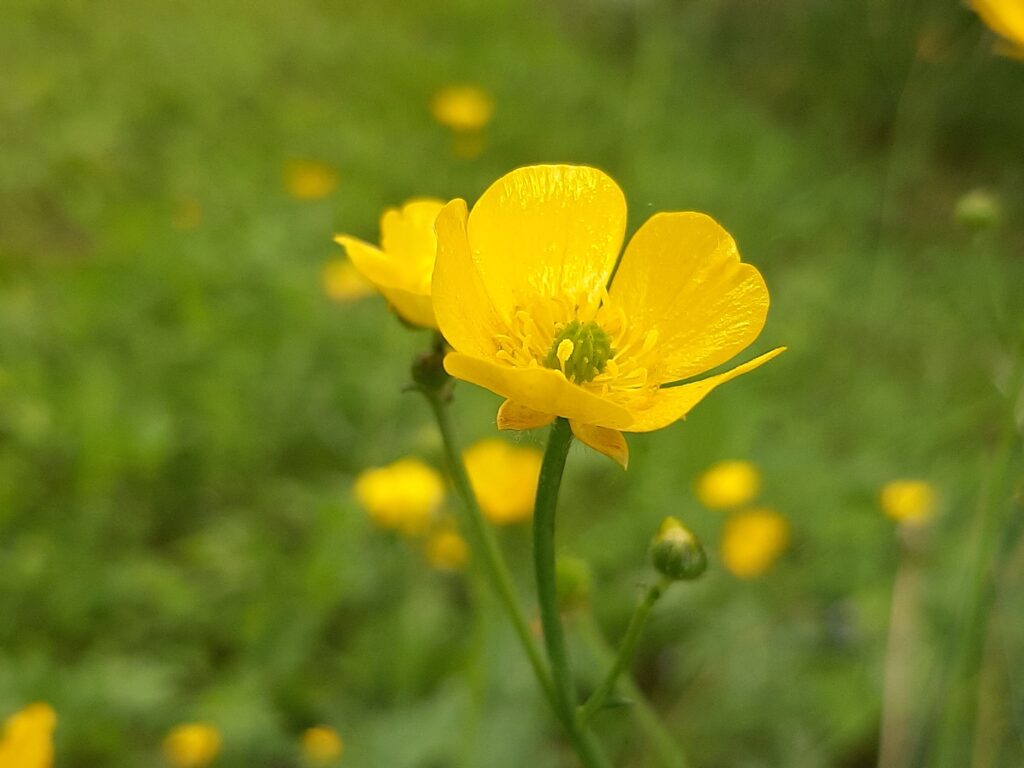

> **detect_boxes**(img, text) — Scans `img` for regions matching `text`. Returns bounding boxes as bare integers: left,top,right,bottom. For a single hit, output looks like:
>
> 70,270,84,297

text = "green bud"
411,336,452,397
954,188,1002,231
651,517,706,581
556,555,593,611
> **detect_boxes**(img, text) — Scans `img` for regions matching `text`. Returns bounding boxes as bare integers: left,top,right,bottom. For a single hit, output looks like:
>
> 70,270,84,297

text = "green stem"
533,418,612,768
422,391,558,710
576,613,691,768
534,417,576,715
580,579,667,724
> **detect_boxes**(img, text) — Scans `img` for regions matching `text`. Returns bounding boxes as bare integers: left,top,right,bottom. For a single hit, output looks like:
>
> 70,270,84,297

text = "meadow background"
1,0,1023,766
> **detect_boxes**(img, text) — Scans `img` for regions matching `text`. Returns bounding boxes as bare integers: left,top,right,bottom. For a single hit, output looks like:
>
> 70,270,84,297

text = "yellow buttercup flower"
880,479,936,526
162,722,221,768
284,159,339,201
0,703,56,768
322,258,374,302
720,508,789,579
971,0,1024,58
431,164,784,468
354,458,445,536
695,460,761,510
424,529,469,571
301,725,344,764
334,198,446,328
464,438,542,524
430,85,494,132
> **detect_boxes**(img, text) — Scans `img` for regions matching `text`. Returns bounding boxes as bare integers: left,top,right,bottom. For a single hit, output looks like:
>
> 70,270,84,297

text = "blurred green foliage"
1,0,1022,766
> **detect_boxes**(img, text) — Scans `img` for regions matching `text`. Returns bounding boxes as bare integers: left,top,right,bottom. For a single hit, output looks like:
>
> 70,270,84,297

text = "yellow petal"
570,421,629,469
380,198,446,281
335,235,437,328
972,0,1024,48
606,212,769,383
464,438,542,524
496,400,555,431
431,199,505,356
466,165,626,314
627,347,785,432
444,352,633,429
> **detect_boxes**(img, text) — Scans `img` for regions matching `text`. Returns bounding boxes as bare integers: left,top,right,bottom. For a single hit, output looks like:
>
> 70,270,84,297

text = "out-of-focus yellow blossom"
284,159,339,201
431,165,784,469
424,529,469,571
162,722,221,768
172,197,203,230
334,198,446,328
972,0,1024,58
720,508,789,579
301,726,344,764
430,85,494,132
322,258,374,302
0,703,56,768
354,458,445,536
695,460,761,510
880,479,937,526
463,438,542,524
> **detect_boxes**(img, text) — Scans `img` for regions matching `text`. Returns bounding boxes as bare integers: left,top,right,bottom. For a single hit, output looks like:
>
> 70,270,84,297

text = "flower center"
544,320,614,384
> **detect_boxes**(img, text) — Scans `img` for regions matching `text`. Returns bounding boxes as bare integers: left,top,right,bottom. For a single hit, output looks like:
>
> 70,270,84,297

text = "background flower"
0,703,56,768
300,726,344,764
354,458,445,536
463,438,542,524
162,723,221,768
335,199,445,328
880,479,937,526
695,460,762,510
720,508,790,579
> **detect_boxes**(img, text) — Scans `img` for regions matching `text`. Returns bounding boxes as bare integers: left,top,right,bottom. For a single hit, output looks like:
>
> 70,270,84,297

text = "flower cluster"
336,164,782,468
694,460,790,579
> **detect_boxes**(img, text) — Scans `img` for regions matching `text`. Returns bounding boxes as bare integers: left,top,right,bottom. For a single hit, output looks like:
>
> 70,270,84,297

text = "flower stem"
422,390,558,711
579,579,668,724
534,417,612,768
575,613,692,768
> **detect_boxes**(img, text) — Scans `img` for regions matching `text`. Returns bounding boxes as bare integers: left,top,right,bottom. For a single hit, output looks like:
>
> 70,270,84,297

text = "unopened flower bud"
651,517,706,581
556,555,592,611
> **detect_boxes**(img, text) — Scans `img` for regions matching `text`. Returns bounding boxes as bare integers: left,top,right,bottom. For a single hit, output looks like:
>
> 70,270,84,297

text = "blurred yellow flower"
0,703,56,768
880,479,936,526
972,0,1024,58
354,458,445,536
431,164,784,469
464,438,542,524
284,159,339,201
695,460,761,510
322,258,374,302
162,722,221,768
334,198,446,328
720,508,789,579
430,85,494,132
301,725,344,764
424,529,469,571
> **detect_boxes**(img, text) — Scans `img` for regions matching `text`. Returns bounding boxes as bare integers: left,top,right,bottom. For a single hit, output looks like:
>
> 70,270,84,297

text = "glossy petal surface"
444,352,633,429
467,165,626,315
496,400,555,430
606,212,769,383
431,199,504,357
627,347,785,432
570,421,629,469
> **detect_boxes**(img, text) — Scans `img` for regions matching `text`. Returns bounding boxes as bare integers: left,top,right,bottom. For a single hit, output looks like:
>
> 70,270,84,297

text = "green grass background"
1,0,1023,766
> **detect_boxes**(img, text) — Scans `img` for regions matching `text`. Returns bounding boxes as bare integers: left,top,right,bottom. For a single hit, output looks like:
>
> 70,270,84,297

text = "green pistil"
544,320,613,384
